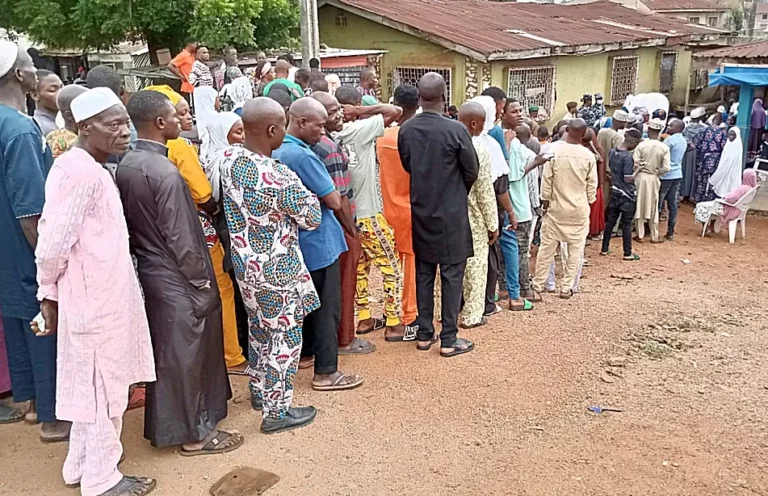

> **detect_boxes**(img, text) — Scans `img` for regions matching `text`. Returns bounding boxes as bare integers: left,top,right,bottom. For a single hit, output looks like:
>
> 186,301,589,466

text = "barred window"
610,56,638,106
507,66,555,115
690,68,709,92
392,66,452,108
659,52,677,94
332,65,365,87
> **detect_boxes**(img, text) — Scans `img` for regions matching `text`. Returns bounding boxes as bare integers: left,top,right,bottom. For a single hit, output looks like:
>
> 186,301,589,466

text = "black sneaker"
404,320,419,341
260,406,317,434
250,393,263,411
665,234,675,242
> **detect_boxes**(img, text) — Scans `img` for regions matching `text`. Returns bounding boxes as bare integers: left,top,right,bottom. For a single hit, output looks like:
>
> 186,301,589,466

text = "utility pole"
300,0,320,68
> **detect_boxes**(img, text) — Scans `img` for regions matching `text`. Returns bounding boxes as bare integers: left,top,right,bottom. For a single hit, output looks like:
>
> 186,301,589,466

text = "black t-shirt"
609,149,635,199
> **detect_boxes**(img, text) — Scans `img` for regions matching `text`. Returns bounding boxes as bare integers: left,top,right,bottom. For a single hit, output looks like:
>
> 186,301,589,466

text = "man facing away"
398,72,479,357
597,109,629,203
601,128,643,261
273,98,364,392
117,90,243,455
633,118,671,243
0,40,69,440
35,87,156,496
333,85,405,340
46,84,87,159
263,60,305,101
221,97,323,433
31,69,63,137
457,102,499,328
530,118,597,300
660,118,686,241
377,84,421,337
309,91,374,354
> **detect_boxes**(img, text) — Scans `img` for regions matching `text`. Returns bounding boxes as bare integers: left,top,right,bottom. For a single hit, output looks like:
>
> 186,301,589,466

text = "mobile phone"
32,312,46,335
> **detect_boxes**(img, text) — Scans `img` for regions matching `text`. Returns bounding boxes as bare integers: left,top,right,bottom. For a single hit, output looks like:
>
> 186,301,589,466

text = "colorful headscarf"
145,85,183,106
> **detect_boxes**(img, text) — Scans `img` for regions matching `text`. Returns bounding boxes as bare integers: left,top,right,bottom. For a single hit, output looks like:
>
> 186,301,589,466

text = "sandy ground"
2,206,768,496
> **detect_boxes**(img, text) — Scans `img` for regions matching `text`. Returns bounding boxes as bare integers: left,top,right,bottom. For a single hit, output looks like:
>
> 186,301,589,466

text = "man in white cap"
633,118,670,243
0,40,69,438
597,109,630,207
34,87,157,496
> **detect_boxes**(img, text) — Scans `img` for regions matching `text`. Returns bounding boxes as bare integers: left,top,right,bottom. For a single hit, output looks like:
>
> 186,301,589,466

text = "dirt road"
2,207,767,496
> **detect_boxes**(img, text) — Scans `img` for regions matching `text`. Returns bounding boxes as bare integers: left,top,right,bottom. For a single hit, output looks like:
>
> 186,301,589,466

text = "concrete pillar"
736,84,754,162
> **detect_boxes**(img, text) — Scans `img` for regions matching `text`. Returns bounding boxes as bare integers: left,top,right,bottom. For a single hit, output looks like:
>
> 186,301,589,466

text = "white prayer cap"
612,109,630,122
71,87,124,123
648,118,665,131
0,40,19,79
691,107,707,119
717,105,726,113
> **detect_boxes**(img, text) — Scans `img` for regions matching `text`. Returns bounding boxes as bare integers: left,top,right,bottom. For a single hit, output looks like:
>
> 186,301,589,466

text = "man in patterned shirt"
310,91,373,356
188,46,214,88
220,97,323,433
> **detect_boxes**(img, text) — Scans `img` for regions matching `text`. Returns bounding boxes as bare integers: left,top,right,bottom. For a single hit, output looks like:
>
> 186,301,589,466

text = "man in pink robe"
34,87,157,496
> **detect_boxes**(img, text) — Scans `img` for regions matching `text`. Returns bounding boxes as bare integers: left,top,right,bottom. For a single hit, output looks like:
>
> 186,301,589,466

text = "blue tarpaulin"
709,65,768,87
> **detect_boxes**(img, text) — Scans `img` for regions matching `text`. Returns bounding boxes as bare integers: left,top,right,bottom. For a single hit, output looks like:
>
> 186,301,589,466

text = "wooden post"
300,0,319,68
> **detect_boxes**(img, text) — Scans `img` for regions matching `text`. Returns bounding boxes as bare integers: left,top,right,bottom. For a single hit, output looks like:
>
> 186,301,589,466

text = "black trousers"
485,241,501,314
416,258,466,347
602,195,636,257
302,260,341,375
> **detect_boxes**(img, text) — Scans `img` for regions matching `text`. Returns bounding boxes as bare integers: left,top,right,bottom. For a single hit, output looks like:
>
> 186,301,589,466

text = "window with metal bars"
391,66,451,108
332,65,365,87
659,52,677,94
506,66,555,115
610,56,638,106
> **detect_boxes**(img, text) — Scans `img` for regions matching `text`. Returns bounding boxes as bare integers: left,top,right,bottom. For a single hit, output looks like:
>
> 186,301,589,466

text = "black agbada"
116,139,230,448
397,111,479,264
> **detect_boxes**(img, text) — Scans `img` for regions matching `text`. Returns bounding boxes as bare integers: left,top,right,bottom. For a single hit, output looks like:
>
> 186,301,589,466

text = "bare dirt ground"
2,206,767,496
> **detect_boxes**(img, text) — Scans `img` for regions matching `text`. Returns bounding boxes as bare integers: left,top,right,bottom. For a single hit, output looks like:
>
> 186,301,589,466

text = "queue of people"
0,36,763,496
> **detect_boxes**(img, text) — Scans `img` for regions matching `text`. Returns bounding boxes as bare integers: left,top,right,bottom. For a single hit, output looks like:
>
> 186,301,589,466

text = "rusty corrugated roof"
695,40,768,59
323,0,721,59
641,0,731,11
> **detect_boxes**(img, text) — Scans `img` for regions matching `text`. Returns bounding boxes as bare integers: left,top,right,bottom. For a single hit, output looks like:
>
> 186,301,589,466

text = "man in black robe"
116,90,244,455
397,73,479,358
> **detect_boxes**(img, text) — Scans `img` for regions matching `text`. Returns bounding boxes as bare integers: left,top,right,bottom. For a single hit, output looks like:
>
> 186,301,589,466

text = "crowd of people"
0,37,763,496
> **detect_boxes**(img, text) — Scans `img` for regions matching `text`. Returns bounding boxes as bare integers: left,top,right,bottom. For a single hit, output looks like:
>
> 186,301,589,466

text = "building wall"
660,10,730,29
319,5,695,119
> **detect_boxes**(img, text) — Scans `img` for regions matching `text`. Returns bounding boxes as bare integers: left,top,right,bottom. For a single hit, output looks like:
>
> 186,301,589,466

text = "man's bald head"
242,97,287,153
274,59,292,78
516,123,531,142
287,97,328,146
458,101,485,137
565,117,588,144
57,84,88,128
668,118,684,134
418,73,446,110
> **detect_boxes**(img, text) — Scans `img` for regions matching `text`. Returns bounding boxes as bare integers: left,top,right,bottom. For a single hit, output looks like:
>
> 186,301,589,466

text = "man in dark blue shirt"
0,41,68,440
601,128,642,260
273,97,363,397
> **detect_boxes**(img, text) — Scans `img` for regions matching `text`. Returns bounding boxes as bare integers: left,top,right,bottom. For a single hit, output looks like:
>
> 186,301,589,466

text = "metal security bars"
659,52,678,94
507,66,555,115
610,56,639,106
391,66,452,107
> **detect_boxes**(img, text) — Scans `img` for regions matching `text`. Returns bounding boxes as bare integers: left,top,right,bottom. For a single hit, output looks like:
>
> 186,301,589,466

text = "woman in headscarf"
693,113,728,203
145,86,247,374
251,60,274,96
220,75,253,113
709,127,744,198
681,107,708,201
694,169,759,231
749,98,766,158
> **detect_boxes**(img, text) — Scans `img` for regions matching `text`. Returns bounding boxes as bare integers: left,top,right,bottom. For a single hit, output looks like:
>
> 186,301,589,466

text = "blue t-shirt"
0,104,52,319
488,125,510,161
662,133,686,180
274,134,347,271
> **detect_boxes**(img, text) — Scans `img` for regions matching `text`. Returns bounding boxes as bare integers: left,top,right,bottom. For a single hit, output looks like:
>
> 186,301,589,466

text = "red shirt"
171,49,195,93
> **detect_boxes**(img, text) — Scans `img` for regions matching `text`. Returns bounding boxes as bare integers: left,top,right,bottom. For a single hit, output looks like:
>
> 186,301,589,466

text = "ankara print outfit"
220,146,321,420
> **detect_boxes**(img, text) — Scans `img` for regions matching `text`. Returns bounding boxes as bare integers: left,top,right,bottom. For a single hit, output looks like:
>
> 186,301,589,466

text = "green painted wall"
318,5,695,118
318,5,464,103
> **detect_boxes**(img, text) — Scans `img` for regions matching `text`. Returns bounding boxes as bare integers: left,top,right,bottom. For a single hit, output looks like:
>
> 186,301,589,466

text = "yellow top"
167,137,212,204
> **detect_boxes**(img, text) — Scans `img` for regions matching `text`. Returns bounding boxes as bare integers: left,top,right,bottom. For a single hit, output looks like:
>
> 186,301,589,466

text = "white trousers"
63,371,124,496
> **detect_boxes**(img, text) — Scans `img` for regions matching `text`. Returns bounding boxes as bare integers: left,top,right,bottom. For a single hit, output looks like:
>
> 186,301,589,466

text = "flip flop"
623,253,641,261
416,334,439,352
339,337,377,353
96,476,156,496
127,385,146,411
509,300,534,311
40,422,71,443
559,290,574,300
460,316,488,329
0,403,24,424
66,455,127,488
527,291,544,302
356,317,385,335
180,430,244,457
312,373,364,391
440,338,475,358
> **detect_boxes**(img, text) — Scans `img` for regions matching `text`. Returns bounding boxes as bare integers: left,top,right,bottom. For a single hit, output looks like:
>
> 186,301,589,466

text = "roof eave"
318,0,490,62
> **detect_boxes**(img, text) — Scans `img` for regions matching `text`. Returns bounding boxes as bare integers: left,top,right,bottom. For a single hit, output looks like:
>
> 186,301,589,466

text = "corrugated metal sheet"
327,0,720,58
641,0,730,11
695,40,768,59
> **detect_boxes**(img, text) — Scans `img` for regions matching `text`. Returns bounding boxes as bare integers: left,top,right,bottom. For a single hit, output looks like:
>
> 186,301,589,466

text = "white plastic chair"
700,185,760,243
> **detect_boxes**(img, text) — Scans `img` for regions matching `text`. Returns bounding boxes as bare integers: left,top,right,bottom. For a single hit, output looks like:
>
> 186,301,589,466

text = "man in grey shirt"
32,70,62,136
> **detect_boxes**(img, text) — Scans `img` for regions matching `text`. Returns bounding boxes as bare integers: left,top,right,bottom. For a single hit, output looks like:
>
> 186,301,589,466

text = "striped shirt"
311,133,355,217
189,60,214,87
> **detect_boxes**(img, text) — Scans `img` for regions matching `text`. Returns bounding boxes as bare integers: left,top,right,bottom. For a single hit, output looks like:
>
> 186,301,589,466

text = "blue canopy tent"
709,64,768,157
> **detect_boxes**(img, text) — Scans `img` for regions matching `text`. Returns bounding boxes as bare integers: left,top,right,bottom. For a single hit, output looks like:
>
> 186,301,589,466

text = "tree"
0,0,298,53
